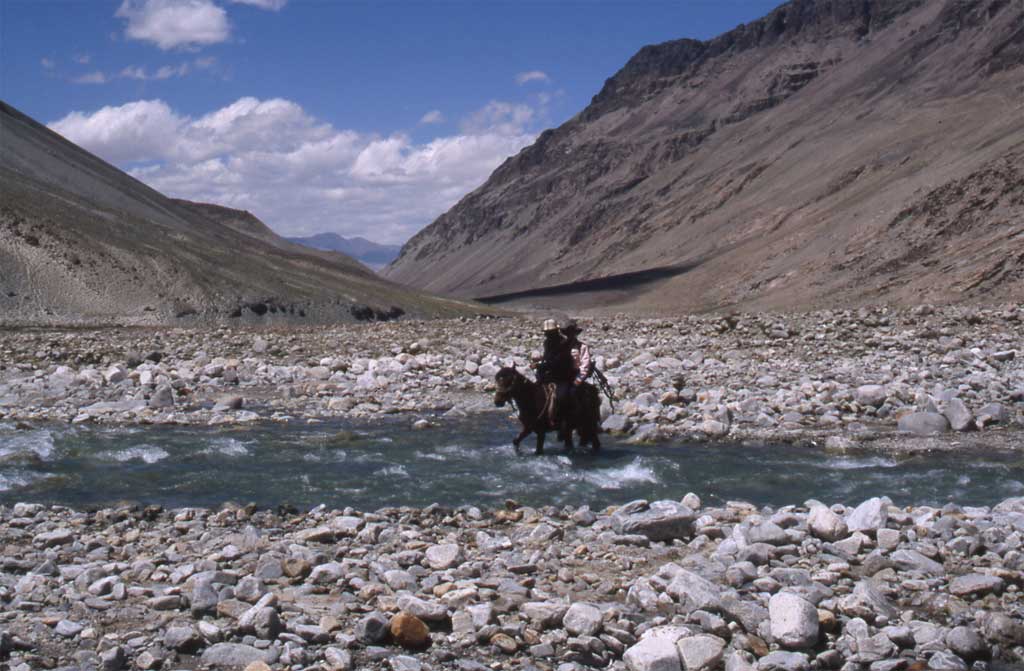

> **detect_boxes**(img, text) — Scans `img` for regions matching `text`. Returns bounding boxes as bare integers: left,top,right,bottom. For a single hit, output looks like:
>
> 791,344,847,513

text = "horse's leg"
513,425,531,450
562,419,574,453
535,430,545,455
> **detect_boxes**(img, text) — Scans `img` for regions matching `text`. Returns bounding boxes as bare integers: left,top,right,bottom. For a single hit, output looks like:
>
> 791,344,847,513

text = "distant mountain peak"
287,233,401,269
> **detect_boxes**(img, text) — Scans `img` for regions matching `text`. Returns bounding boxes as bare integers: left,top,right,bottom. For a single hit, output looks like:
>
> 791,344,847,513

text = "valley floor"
1,305,1024,670
0,305,1021,451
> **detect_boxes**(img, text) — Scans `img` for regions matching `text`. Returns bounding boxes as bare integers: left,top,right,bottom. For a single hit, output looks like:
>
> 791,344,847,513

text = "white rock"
808,505,848,541
846,497,889,534
563,602,603,636
624,627,684,671
676,634,726,671
425,543,462,570
769,592,819,649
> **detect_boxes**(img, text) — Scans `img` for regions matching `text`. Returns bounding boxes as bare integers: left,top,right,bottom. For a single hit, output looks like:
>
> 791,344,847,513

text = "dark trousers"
554,382,572,425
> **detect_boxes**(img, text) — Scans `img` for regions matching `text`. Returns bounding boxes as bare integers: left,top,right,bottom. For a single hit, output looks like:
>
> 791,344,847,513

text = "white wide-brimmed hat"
542,318,559,332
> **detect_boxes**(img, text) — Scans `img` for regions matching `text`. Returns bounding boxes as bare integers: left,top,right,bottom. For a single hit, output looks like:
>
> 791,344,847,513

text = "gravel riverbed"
2,304,1023,669
2,495,1023,671
0,304,1021,449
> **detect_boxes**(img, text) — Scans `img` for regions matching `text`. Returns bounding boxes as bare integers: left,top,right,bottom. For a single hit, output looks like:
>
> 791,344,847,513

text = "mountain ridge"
385,0,1024,312
0,100,482,325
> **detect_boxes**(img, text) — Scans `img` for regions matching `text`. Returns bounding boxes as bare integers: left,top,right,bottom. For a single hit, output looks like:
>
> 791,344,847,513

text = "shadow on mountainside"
474,260,702,305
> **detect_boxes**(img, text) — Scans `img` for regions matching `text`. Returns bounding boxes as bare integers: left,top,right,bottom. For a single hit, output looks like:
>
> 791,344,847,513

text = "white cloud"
419,109,444,125
116,0,230,50
48,97,539,244
461,101,534,135
50,100,186,162
515,70,550,85
120,66,148,80
73,53,92,64
229,0,287,9
156,63,191,78
41,57,55,69
72,71,109,85
119,62,191,80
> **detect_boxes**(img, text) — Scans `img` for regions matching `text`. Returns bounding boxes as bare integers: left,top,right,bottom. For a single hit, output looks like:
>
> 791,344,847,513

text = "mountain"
0,101,482,325
385,0,1024,312
287,233,402,269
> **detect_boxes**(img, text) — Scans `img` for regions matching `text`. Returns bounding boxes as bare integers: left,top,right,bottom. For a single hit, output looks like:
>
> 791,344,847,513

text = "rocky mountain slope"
0,101,481,325
287,233,402,269
385,0,1024,312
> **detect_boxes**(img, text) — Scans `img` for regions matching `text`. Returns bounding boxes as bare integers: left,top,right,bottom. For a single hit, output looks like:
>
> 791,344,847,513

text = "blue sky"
2,0,783,244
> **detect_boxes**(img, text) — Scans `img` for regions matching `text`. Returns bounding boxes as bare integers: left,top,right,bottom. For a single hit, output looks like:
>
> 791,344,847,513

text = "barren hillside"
0,101,482,325
385,0,1024,312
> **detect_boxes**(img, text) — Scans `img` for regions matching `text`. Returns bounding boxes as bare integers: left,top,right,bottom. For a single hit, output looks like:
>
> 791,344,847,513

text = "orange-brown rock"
390,612,430,650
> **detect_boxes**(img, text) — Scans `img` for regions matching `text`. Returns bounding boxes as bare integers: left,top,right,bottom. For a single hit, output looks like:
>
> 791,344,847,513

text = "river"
1,413,1022,510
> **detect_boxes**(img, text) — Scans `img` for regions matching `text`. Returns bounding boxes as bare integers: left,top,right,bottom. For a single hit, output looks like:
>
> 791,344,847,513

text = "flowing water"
1,414,1022,510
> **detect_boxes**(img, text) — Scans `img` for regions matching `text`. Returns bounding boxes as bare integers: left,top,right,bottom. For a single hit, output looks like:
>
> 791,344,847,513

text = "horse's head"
493,365,519,407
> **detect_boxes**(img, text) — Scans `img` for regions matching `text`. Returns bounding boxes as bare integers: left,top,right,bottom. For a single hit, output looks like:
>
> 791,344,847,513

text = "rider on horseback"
536,319,575,429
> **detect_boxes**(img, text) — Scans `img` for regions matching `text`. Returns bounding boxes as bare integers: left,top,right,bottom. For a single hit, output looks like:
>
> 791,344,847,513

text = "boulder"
614,500,696,541
756,651,809,671
839,581,898,623
396,595,448,623
623,627,685,671
148,384,174,409
769,593,819,649
808,506,848,542
522,601,570,629
949,573,1004,598
390,612,430,650
356,611,389,644
942,398,975,432
563,602,603,636
425,543,461,570
323,647,352,671
846,497,888,534
676,634,726,671
897,412,949,436
890,549,944,576
946,626,989,662
200,643,272,668
855,385,888,407
666,569,723,614
603,414,631,433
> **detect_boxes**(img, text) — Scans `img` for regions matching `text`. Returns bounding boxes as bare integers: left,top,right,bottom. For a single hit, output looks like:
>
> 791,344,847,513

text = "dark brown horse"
493,365,602,455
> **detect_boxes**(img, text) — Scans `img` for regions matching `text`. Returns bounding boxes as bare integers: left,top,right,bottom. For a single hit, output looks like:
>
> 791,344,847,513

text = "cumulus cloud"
50,100,186,162
72,71,109,85
48,97,539,243
419,109,444,125
515,70,550,85
229,0,287,9
116,0,230,50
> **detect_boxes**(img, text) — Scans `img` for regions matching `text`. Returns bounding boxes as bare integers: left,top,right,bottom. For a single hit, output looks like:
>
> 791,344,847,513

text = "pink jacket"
571,342,593,384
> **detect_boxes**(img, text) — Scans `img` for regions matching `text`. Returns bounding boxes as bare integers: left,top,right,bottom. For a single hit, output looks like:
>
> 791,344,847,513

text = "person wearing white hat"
537,318,574,429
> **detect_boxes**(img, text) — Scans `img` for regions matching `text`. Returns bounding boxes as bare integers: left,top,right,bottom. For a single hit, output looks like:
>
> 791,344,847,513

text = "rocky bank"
2,494,1024,671
0,304,1021,449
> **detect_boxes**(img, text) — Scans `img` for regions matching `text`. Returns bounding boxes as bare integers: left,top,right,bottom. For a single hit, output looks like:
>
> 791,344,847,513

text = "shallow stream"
1,414,1022,510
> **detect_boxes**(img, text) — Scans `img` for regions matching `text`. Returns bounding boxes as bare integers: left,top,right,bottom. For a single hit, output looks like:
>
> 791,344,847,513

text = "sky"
1,0,783,245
